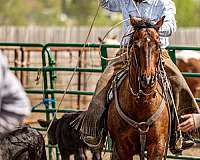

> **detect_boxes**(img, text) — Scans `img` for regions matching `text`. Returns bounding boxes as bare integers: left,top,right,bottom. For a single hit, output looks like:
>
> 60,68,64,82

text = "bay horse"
107,16,170,160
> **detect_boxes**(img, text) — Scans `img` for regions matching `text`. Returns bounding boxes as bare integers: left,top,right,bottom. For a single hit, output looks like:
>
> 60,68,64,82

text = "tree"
0,0,64,26
0,0,199,27
174,0,200,27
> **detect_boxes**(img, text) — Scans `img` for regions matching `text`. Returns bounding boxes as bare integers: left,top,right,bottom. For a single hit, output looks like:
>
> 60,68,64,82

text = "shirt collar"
142,0,154,4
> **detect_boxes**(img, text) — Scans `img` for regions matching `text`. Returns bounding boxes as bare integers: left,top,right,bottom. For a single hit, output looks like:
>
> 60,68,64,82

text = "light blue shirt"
99,0,176,48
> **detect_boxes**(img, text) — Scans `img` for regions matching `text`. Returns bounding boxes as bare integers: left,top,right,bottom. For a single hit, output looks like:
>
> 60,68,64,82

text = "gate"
0,42,199,159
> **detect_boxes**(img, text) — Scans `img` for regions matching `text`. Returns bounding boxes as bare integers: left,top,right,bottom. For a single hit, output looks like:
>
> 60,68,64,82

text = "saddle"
107,68,128,104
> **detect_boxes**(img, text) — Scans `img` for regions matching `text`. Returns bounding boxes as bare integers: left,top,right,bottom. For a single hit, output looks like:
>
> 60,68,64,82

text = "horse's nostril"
151,75,155,81
141,75,152,87
141,74,157,88
146,76,151,84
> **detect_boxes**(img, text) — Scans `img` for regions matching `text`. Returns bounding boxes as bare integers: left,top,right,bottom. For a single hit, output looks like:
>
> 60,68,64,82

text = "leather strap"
113,78,165,160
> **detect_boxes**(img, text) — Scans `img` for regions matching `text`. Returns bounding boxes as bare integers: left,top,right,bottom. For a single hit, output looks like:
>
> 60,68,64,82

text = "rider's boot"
170,132,195,154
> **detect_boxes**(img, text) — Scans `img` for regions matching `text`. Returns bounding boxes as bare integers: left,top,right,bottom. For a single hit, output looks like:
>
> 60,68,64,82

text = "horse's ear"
154,16,165,31
129,15,138,27
98,37,103,43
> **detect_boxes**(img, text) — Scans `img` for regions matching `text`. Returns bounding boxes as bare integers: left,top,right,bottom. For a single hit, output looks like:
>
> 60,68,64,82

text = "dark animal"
0,125,47,160
38,111,102,160
107,17,169,160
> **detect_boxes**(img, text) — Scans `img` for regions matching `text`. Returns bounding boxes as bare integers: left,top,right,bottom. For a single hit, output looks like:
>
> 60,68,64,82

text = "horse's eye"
152,44,157,49
134,44,140,50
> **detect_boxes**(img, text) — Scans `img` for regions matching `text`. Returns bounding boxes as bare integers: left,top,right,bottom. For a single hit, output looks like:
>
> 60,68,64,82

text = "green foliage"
174,0,200,27
0,0,64,26
0,0,199,27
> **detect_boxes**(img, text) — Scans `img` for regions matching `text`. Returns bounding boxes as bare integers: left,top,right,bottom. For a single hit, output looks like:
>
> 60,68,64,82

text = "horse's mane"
133,18,155,30
128,18,155,48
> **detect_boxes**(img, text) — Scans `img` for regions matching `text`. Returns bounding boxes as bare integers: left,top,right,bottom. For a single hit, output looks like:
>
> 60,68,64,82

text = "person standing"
0,53,31,135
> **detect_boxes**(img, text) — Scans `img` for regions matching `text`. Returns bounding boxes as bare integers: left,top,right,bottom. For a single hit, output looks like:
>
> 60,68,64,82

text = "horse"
107,16,170,160
0,125,47,160
176,50,200,97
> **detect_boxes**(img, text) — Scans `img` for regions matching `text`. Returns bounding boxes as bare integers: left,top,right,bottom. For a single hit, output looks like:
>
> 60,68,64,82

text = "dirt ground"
47,147,200,160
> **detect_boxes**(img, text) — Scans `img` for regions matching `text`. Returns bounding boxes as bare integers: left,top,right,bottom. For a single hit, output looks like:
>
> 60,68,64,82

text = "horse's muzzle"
141,74,156,88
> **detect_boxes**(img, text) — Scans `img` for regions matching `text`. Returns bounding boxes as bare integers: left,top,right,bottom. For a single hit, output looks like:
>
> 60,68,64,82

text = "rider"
0,53,31,135
72,0,200,153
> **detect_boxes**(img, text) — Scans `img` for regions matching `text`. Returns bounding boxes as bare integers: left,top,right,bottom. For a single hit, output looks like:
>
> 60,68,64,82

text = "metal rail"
0,43,199,160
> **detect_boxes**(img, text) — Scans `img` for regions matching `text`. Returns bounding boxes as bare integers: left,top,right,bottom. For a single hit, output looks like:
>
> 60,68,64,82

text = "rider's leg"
161,49,199,113
72,49,128,148
161,49,199,154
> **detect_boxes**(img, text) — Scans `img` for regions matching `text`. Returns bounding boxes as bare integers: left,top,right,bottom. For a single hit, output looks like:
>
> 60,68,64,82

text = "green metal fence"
0,42,200,159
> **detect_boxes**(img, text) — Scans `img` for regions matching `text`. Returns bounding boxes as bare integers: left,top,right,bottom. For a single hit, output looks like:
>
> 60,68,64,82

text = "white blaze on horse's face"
137,28,160,88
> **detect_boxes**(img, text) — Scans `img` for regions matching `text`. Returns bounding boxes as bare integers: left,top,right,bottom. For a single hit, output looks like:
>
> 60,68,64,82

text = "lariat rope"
42,0,131,139
44,2,101,138
98,18,130,61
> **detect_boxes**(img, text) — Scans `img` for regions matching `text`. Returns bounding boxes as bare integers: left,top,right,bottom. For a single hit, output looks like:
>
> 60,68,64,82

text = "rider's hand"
178,114,196,132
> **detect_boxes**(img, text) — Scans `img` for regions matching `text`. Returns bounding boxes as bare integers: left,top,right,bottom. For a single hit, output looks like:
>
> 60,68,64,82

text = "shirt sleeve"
0,53,31,134
159,0,177,37
99,0,122,12
193,114,200,129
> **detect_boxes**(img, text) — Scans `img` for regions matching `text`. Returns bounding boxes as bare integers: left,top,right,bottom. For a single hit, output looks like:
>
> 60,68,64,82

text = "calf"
0,125,47,160
176,50,200,96
38,111,102,160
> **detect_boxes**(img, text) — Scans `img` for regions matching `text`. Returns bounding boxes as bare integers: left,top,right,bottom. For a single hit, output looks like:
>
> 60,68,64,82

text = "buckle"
138,122,149,133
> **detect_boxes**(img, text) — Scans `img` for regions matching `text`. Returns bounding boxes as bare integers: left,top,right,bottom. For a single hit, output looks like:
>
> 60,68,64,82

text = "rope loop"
32,98,56,111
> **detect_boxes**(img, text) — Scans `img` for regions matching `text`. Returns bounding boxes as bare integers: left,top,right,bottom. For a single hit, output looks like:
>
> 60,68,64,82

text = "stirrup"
170,131,183,154
81,130,105,150
170,132,195,154
82,136,104,150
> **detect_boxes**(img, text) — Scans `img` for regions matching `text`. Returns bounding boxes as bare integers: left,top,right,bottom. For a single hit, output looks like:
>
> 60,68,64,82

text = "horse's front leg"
111,142,134,160
111,144,120,160
146,142,167,160
74,148,87,160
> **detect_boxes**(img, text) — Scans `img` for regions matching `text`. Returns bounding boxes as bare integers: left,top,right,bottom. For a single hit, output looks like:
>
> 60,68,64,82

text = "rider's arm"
99,0,122,12
159,0,176,37
179,114,200,132
0,53,31,134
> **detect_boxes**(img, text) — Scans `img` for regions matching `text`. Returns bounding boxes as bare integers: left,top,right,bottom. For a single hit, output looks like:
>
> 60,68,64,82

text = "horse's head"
129,16,164,89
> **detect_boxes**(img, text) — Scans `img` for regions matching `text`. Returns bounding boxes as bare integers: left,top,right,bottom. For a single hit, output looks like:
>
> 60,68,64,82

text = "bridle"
127,24,162,97
112,24,169,160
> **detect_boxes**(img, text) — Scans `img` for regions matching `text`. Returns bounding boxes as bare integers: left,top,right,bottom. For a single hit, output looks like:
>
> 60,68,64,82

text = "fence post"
100,46,108,71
